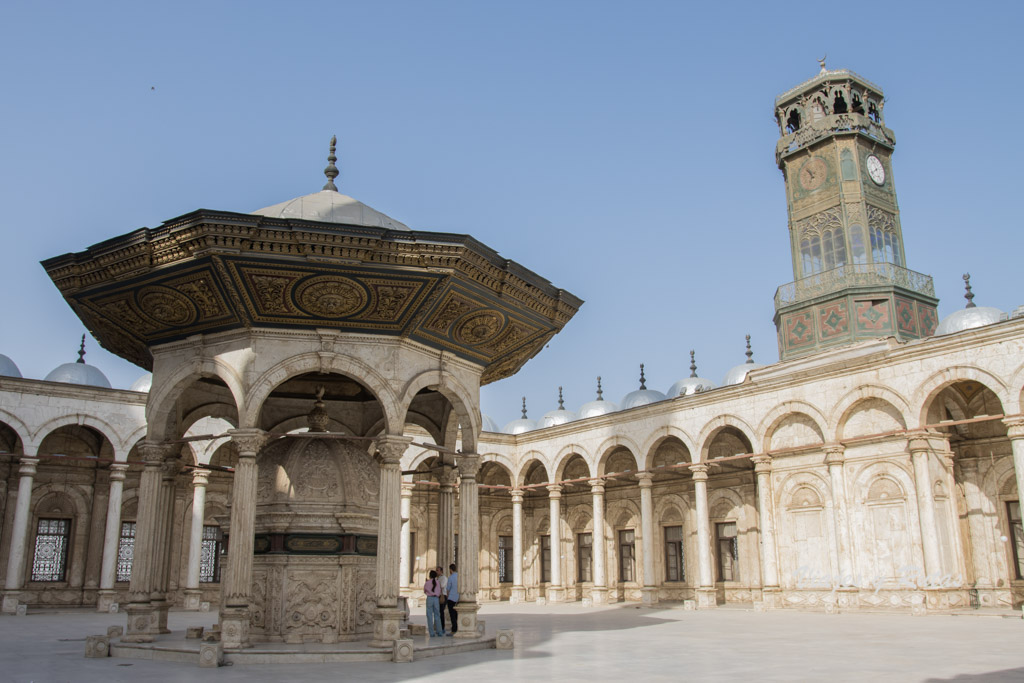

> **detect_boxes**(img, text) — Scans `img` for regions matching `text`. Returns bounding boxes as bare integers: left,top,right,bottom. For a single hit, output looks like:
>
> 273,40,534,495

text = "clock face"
866,155,886,185
798,157,828,191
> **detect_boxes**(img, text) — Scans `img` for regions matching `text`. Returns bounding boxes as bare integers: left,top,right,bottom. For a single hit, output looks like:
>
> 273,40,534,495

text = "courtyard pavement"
2,602,1023,682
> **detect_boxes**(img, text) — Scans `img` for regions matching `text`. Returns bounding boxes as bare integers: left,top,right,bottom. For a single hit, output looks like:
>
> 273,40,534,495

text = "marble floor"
3,602,1023,682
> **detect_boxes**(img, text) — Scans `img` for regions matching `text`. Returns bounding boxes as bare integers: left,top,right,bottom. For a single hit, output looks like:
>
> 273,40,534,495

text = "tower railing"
774,263,935,309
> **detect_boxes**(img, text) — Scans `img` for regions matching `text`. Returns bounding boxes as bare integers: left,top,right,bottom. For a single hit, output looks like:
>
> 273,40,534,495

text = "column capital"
906,430,932,455
375,434,412,465
228,429,268,457
400,481,416,496
140,442,177,465
823,444,845,466
15,456,39,477
1003,417,1024,439
510,488,525,504
590,481,606,495
160,458,182,480
546,484,563,498
438,464,458,487
191,468,211,487
636,472,654,488
456,452,480,479
109,462,130,480
751,455,772,473
957,455,979,474
690,463,709,481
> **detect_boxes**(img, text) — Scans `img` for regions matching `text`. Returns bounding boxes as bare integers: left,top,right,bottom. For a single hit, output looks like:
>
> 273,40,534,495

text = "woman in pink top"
424,569,444,637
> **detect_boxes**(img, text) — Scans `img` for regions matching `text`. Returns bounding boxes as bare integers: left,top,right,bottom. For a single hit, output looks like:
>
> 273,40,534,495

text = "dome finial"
745,334,754,364
557,386,564,410
817,54,827,73
963,273,976,309
689,350,697,378
638,363,647,390
521,396,528,419
596,376,604,401
76,334,86,364
323,135,339,192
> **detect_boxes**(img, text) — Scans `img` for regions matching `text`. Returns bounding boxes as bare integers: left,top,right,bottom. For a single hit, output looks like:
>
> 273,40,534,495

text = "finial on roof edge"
817,55,827,73
745,335,754,364
689,350,697,378
557,386,564,410
596,376,604,401
521,396,528,419
963,273,976,309
76,334,86,364
639,364,647,390
323,135,339,192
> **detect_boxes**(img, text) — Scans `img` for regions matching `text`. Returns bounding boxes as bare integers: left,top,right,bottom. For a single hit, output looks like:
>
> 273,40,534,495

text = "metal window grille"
540,535,551,583
31,518,71,582
199,525,223,583
116,521,136,582
498,535,512,583
577,533,593,583
716,522,739,582
1009,502,1024,580
619,529,635,583
665,525,684,582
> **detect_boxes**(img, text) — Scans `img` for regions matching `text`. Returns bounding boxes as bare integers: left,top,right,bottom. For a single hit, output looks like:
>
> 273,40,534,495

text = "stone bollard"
496,629,514,650
535,597,547,606
199,642,222,668
399,628,411,639
409,623,427,636
85,635,110,658
107,625,124,638
683,600,696,611
581,597,593,608
476,620,486,636
108,603,119,614
199,602,210,612
393,639,414,663
15,604,27,616
186,626,205,639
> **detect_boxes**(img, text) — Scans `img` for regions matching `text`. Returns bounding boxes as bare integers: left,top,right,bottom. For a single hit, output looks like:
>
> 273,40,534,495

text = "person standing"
424,570,444,637
435,565,448,633
445,563,459,635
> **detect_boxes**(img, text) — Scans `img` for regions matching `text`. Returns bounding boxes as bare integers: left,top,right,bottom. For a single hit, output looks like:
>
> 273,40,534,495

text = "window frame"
30,517,72,583
540,535,551,583
715,521,739,582
577,532,593,583
618,529,636,583
115,520,136,583
498,535,512,583
664,525,685,583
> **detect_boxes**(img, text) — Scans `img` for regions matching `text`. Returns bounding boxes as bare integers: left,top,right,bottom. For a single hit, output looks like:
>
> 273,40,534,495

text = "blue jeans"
426,595,443,636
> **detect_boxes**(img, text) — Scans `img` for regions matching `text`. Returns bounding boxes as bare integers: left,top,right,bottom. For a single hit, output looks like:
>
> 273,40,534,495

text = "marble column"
183,468,210,610
370,435,411,647
2,454,39,613
399,481,415,591
454,453,481,639
510,489,526,603
219,429,267,650
546,484,565,602
150,457,181,633
1004,418,1024,521
124,443,173,642
908,433,944,581
638,474,658,605
591,482,608,605
751,456,781,606
437,465,456,570
691,463,716,608
958,457,996,587
97,462,129,612
823,445,854,587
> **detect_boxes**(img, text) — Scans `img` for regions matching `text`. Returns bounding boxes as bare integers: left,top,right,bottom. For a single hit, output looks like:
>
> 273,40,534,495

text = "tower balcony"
774,263,935,310
775,112,894,164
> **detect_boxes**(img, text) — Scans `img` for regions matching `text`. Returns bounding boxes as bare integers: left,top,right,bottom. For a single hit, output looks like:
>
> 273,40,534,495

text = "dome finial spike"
689,350,697,378
322,135,339,192
638,363,647,390
963,273,976,309
745,334,754,364
596,376,604,401
77,334,86,364
557,386,564,410
521,396,528,419
817,54,827,73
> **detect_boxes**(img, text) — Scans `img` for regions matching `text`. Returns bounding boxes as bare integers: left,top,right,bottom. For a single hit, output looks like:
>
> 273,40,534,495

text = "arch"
913,366,1011,428
829,384,911,440
1009,360,1024,416
402,410,445,445
708,487,745,521
763,412,826,452
516,455,550,488
654,493,689,525
554,450,593,482
774,470,832,508
147,358,246,443
851,461,915,504
397,369,480,454
478,460,514,488
180,403,240,437
758,401,828,450
640,426,697,469
480,452,518,481
31,415,121,455
595,435,642,475
243,352,401,434
0,409,31,450
697,414,757,462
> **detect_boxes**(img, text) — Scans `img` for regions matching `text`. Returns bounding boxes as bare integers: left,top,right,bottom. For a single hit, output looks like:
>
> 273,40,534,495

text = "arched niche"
838,397,907,440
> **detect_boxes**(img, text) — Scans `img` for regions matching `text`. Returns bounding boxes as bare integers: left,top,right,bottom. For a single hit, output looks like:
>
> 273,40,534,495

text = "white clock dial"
866,155,886,185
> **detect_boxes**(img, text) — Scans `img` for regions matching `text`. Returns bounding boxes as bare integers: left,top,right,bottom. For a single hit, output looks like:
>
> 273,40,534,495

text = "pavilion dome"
667,351,714,397
722,336,765,386
481,414,500,433
251,136,409,231
536,388,577,429
44,336,111,388
577,377,619,419
620,364,667,409
130,373,153,392
503,398,537,435
0,353,22,378
935,274,1006,336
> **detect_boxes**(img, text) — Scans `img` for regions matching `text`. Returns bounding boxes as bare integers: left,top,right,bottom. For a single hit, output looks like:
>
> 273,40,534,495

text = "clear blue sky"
1,1,1020,427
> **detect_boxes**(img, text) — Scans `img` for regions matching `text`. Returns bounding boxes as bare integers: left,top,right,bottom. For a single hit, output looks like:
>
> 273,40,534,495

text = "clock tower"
772,65,938,360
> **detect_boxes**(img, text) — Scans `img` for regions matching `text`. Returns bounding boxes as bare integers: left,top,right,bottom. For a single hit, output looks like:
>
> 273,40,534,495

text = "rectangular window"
1009,502,1024,580
540,535,551,583
498,535,512,583
665,525,684,582
577,533,593,583
716,522,739,582
408,532,417,585
116,521,136,582
618,529,635,583
199,525,224,583
31,518,71,582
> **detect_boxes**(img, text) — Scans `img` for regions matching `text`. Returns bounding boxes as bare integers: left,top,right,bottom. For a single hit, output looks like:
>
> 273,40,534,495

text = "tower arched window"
800,236,822,276
785,109,801,134
801,227,846,276
849,225,867,264
870,226,902,266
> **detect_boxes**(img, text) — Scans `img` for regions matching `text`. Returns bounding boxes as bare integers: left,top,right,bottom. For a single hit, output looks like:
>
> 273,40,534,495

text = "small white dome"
667,377,715,397
481,414,500,433
620,388,666,409
253,190,409,231
503,418,537,435
722,362,764,386
537,409,576,429
935,306,1006,335
45,362,111,388
130,373,153,392
0,353,22,378
578,399,619,419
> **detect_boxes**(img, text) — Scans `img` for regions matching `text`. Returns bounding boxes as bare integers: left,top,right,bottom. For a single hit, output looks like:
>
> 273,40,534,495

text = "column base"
96,590,118,613
453,601,480,639
1,592,22,614
123,603,157,642
509,586,526,605
369,607,404,647
590,587,608,605
220,606,252,649
152,599,171,634
760,586,782,610
183,589,203,611
695,588,718,609
546,585,566,603
640,587,659,606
